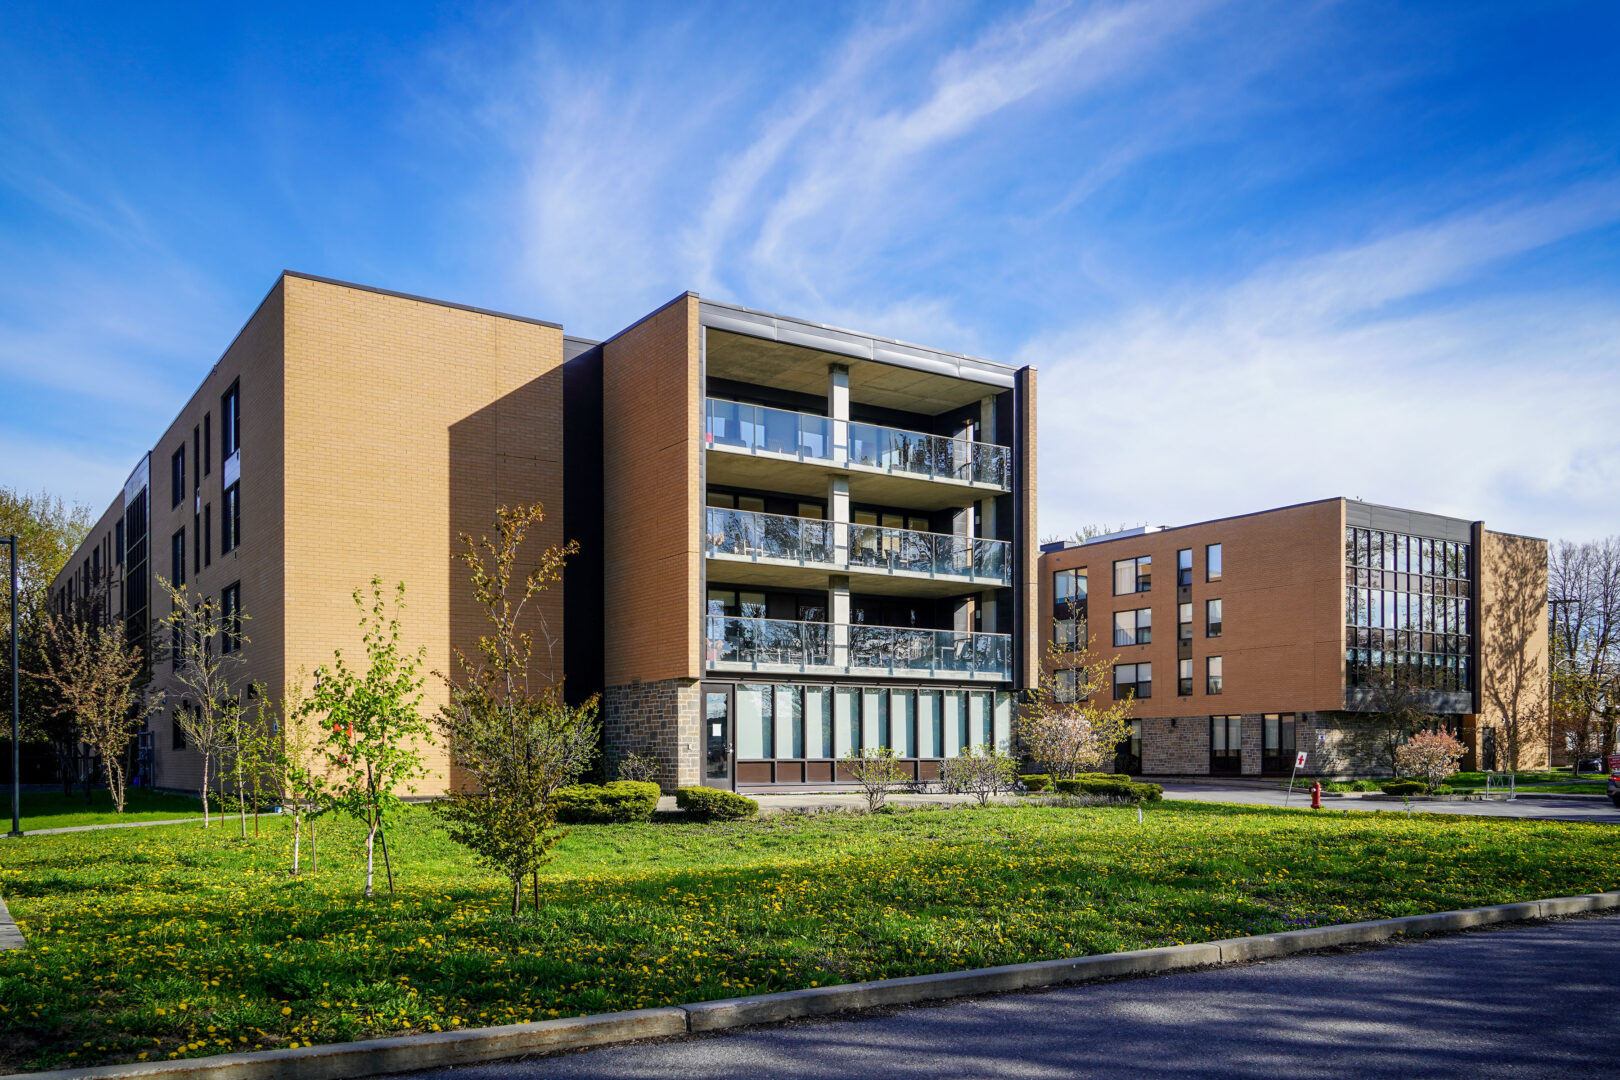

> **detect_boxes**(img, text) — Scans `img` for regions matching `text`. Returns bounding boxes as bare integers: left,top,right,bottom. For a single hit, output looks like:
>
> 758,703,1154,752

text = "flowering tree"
840,747,908,812
940,745,1020,805
303,578,429,898
1017,629,1134,779
1395,729,1466,792
32,614,156,813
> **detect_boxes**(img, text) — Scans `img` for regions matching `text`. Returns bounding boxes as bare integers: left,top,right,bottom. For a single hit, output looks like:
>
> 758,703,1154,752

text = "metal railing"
705,507,1010,584
704,398,1011,489
706,615,1012,679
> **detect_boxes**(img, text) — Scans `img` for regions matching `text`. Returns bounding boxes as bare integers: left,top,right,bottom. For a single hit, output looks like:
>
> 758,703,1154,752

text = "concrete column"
978,395,996,442
828,364,850,467
828,475,850,569
829,573,851,669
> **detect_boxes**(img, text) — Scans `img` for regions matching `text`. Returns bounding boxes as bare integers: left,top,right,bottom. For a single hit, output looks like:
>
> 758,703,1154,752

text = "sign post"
1284,750,1308,808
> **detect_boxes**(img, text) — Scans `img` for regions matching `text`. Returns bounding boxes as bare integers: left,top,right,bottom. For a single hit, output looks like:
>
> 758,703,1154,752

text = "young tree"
31,614,155,813
432,504,599,916
270,675,327,874
305,577,430,898
840,746,909,812
1395,729,1466,792
1549,538,1620,771
158,579,250,827
940,745,1020,805
1018,629,1134,779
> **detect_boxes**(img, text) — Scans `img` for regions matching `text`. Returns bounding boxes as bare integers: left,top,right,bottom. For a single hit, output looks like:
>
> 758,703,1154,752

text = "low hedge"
1051,777,1163,802
674,786,759,821
1380,780,1428,796
553,781,662,824
1019,774,1052,792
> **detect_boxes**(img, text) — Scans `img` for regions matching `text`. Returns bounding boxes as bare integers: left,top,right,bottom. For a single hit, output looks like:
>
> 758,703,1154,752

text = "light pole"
3,535,17,837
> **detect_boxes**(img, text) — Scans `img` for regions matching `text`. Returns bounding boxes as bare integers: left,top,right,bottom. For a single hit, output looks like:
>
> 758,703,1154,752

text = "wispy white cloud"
1031,187,1620,541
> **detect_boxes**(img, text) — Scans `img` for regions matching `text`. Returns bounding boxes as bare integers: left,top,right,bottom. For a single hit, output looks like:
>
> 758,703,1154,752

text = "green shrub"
553,781,662,824
1380,780,1428,796
674,787,759,821
1051,777,1162,803
1019,774,1051,792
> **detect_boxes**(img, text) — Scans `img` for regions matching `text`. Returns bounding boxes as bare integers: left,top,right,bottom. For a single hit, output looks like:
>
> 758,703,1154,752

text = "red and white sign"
1296,751,1308,769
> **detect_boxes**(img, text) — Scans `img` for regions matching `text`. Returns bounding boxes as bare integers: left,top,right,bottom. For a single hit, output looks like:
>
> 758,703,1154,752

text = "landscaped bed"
1,800,1617,1072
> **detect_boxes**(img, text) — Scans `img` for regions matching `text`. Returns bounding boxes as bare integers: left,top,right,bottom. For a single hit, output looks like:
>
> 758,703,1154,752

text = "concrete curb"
0,892,24,951
6,890,1619,1079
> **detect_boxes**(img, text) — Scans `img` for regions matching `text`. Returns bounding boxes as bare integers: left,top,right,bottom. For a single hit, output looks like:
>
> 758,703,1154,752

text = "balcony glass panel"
709,508,1011,584
706,507,834,564
706,616,1012,679
704,399,831,461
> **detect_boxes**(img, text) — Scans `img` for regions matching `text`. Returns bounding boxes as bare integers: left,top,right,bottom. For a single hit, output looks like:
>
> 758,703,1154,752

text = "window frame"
1178,657,1193,696
1177,548,1192,587
170,527,186,588
221,582,242,654
1113,556,1151,596
1206,655,1224,695
1206,543,1222,582
1206,598,1223,638
221,380,241,457
171,447,185,508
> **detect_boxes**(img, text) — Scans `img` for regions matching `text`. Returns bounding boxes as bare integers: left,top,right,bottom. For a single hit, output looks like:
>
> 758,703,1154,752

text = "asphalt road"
401,914,1620,1080
1159,782,1620,823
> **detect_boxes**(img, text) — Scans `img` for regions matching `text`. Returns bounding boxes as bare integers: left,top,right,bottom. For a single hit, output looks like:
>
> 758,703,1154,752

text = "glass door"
702,683,734,790
1261,714,1295,775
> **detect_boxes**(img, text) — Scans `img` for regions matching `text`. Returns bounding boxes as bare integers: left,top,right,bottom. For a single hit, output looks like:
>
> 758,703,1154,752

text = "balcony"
704,399,1011,507
705,507,1010,593
706,615,1012,682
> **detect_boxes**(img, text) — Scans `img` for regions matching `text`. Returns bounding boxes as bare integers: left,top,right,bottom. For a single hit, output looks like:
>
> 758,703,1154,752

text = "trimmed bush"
553,781,662,824
1380,780,1428,796
675,786,759,821
1051,777,1162,803
1019,774,1052,792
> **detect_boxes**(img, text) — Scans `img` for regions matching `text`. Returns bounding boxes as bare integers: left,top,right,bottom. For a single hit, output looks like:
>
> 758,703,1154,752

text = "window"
1206,655,1223,695
1113,662,1151,700
1179,658,1193,695
1177,548,1192,587
1206,598,1223,638
171,447,185,507
202,505,211,568
1179,602,1193,641
1210,715,1242,775
203,412,212,475
170,528,186,587
1343,526,1473,692
1206,543,1222,582
192,425,200,493
172,711,186,751
1262,714,1296,774
1113,556,1151,595
221,583,242,653
1054,567,1088,609
115,520,124,565
1054,668,1077,703
1113,607,1152,646
222,483,240,553
1054,616,1084,649
221,380,241,457
193,512,200,575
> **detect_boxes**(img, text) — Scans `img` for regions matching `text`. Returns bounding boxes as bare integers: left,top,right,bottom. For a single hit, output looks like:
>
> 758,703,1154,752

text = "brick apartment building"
1038,499,1550,777
49,271,1037,795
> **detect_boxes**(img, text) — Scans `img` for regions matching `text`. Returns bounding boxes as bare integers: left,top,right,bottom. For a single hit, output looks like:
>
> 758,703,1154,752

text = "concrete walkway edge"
8,889,1620,1080
0,892,23,951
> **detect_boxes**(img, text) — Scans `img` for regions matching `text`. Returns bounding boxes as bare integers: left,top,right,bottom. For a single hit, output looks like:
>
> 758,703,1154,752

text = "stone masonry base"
603,679,701,791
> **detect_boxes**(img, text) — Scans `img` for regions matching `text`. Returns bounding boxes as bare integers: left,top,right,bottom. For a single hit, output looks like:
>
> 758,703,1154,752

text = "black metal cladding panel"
1345,500,1473,544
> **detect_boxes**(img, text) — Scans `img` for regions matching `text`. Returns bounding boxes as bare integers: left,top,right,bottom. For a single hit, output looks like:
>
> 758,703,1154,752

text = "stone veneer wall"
603,678,701,790
1142,711,1376,777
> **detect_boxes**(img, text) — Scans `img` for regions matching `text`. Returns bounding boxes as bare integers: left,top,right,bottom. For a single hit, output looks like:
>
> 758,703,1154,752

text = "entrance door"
1261,714,1295,775
702,683,734,790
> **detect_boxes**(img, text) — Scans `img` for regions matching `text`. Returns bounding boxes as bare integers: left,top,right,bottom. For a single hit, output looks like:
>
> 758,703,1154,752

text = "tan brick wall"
1476,529,1550,770
601,294,700,685
1038,498,1347,719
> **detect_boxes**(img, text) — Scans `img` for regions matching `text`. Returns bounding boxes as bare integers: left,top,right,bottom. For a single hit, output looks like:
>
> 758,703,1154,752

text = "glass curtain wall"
1344,528,1472,692
732,683,1010,763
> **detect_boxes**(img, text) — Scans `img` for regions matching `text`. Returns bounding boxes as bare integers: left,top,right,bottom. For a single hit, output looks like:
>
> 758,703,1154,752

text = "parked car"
1609,772,1620,809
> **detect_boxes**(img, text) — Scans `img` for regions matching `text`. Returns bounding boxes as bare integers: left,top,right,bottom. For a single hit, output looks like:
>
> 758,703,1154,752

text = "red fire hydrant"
1310,780,1322,810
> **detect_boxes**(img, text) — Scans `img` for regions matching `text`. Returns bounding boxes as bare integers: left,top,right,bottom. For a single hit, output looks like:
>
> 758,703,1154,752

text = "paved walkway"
1156,782,1620,823
399,913,1620,1079
0,816,208,838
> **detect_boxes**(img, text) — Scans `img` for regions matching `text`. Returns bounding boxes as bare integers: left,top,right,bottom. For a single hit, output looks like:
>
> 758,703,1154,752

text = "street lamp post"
3,535,18,837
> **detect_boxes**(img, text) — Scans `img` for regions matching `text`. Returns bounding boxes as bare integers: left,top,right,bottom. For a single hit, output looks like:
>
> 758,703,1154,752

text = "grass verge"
8,790,205,832
1,800,1617,1071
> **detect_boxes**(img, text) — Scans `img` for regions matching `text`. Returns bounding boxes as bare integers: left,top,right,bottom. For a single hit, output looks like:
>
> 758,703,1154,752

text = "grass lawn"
9,790,205,832
2,801,1618,1072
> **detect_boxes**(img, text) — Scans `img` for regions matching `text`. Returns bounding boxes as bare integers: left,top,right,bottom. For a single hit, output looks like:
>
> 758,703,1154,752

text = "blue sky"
3,1,1618,541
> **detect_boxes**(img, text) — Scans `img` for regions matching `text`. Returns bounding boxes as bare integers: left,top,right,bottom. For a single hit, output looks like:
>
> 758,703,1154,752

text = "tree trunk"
532,869,539,912
237,753,247,839
511,876,521,917
378,819,396,894
311,811,318,873
364,814,377,898
292,806,302,876
200,753,212,827
103,757,125,814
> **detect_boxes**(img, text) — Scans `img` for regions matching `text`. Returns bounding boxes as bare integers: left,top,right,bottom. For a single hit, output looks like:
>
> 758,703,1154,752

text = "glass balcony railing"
706,616,1013,680
705,507,1011,584
704,398,1010,489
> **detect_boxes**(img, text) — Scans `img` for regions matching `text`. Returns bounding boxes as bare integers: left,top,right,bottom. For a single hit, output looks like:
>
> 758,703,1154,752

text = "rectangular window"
1177,548,1192,587
1054,668,1077,703
222,483,240,553
1206,655,1224,695
1054,567,1088,608
192,425,200,493
203,412,212,475
1206,598,1223,637
1113,607,1152,646
1054,617,1084,649
172,712,186,751
192,513,200,575
1113,556,1151,595
221,380,241,456
221,582,242,653
115,520,124,565
736,683,771,758
171,447,185,507
1113,662,1151,700
1179,658,1193,695
202,505,211,568
1206,543,1222,581
170,528,186,587
1179,602,1193,640
1210,715,1242,775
